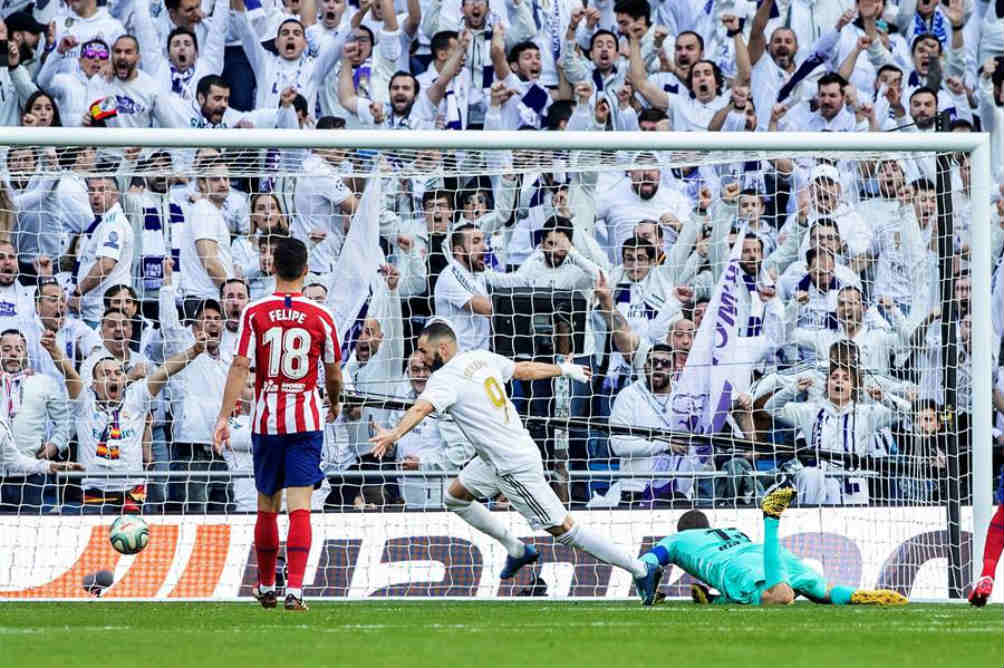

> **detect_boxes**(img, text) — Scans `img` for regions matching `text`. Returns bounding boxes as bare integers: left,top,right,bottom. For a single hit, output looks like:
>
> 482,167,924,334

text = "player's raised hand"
369,423,397,459
212,416,231,455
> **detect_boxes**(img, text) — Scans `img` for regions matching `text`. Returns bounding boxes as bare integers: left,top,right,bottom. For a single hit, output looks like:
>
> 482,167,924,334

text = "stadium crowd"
0,0,1002,514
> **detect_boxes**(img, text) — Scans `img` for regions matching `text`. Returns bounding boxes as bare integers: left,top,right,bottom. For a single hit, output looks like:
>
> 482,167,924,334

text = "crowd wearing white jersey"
0,0,1000,517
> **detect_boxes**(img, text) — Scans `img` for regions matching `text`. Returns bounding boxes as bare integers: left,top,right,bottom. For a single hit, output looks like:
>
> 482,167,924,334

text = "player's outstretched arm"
369,399,436,458
512,361,591,383
214,355,252,453
147,332,207,398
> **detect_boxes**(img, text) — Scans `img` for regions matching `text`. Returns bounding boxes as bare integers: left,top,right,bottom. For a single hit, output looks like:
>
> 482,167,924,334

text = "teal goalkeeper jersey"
664,528,759,591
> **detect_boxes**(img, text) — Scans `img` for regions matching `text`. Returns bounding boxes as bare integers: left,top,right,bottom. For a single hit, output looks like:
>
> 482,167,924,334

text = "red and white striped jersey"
235,292,341,435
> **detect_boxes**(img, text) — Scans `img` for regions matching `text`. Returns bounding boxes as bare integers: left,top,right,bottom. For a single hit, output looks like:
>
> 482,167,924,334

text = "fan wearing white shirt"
21,278,102,386
234,3,346,111
392,351,475,509
369,321,661,597
628,19,750,131
292,126,360,273
84,35,181,130
0,241,35,335
48,146,97,266
0,329,70,511
70,176,135,327
132,0,227,103
433,223,530,351
747,0,855,131
50,0,126,64
41,325,206,513
771,72,860,132
177,158,236,306
35,37,109,127
593,159,693,264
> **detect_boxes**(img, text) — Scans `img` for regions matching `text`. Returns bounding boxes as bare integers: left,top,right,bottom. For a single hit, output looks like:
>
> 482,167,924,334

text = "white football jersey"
418,349,540,475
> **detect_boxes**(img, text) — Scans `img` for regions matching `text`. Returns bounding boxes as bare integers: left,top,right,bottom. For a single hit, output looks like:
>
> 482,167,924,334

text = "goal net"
0,129,994,602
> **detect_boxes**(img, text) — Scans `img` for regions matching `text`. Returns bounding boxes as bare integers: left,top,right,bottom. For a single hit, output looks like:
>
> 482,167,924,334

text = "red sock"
255,511,279,587
286,509,312,590
981,505,1004,579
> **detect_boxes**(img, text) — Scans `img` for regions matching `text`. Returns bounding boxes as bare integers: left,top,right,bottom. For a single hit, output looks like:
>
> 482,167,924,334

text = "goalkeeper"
637,483,908,606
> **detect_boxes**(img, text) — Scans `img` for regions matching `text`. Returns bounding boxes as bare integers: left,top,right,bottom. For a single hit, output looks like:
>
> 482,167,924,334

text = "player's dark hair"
167,26,199,52
431,30,458,59
421,320,457,343
113,34,141,52
197,74,229,99
911,177,936,193
677,509,710,531
272,236,309,281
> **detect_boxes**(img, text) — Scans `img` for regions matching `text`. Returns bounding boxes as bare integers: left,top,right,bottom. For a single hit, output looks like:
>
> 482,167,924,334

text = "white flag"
671,223,755,440
328,173,384,358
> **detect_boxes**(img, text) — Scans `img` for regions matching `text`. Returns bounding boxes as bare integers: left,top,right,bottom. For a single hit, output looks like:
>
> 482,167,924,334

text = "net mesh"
0,140,988,601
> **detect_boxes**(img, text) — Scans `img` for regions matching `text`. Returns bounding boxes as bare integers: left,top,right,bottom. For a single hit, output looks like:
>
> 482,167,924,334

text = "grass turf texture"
1,601,1000,667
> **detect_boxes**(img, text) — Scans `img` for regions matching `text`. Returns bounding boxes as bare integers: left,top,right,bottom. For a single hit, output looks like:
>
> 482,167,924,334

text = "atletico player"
969,466,1004,606
214,236,343,611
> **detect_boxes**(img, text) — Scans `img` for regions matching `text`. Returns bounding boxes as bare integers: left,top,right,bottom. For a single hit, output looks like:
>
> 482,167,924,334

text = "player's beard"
429,352,446,372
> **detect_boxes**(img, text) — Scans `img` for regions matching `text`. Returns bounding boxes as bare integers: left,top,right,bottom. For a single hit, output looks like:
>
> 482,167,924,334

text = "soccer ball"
109,515,150,555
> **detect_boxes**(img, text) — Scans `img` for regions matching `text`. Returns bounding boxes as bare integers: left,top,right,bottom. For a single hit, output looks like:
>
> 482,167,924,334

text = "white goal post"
0,128,994,600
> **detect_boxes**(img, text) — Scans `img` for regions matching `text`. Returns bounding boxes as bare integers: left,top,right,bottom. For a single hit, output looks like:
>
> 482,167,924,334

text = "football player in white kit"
370,321,660,601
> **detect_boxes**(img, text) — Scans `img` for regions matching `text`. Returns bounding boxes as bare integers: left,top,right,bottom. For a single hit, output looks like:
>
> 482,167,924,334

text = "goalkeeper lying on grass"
638,482,909,606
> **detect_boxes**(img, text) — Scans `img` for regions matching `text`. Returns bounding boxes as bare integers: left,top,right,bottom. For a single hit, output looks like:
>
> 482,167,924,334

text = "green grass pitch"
1,601,1000,667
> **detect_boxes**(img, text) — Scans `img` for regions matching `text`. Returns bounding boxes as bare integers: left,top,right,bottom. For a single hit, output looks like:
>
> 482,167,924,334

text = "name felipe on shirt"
269,309,306,323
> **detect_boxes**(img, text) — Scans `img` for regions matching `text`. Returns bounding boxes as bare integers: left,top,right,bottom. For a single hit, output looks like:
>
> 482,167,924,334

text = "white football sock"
286,587,303,599
558,524,647,578
450,499,525,558
258,583,274,594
